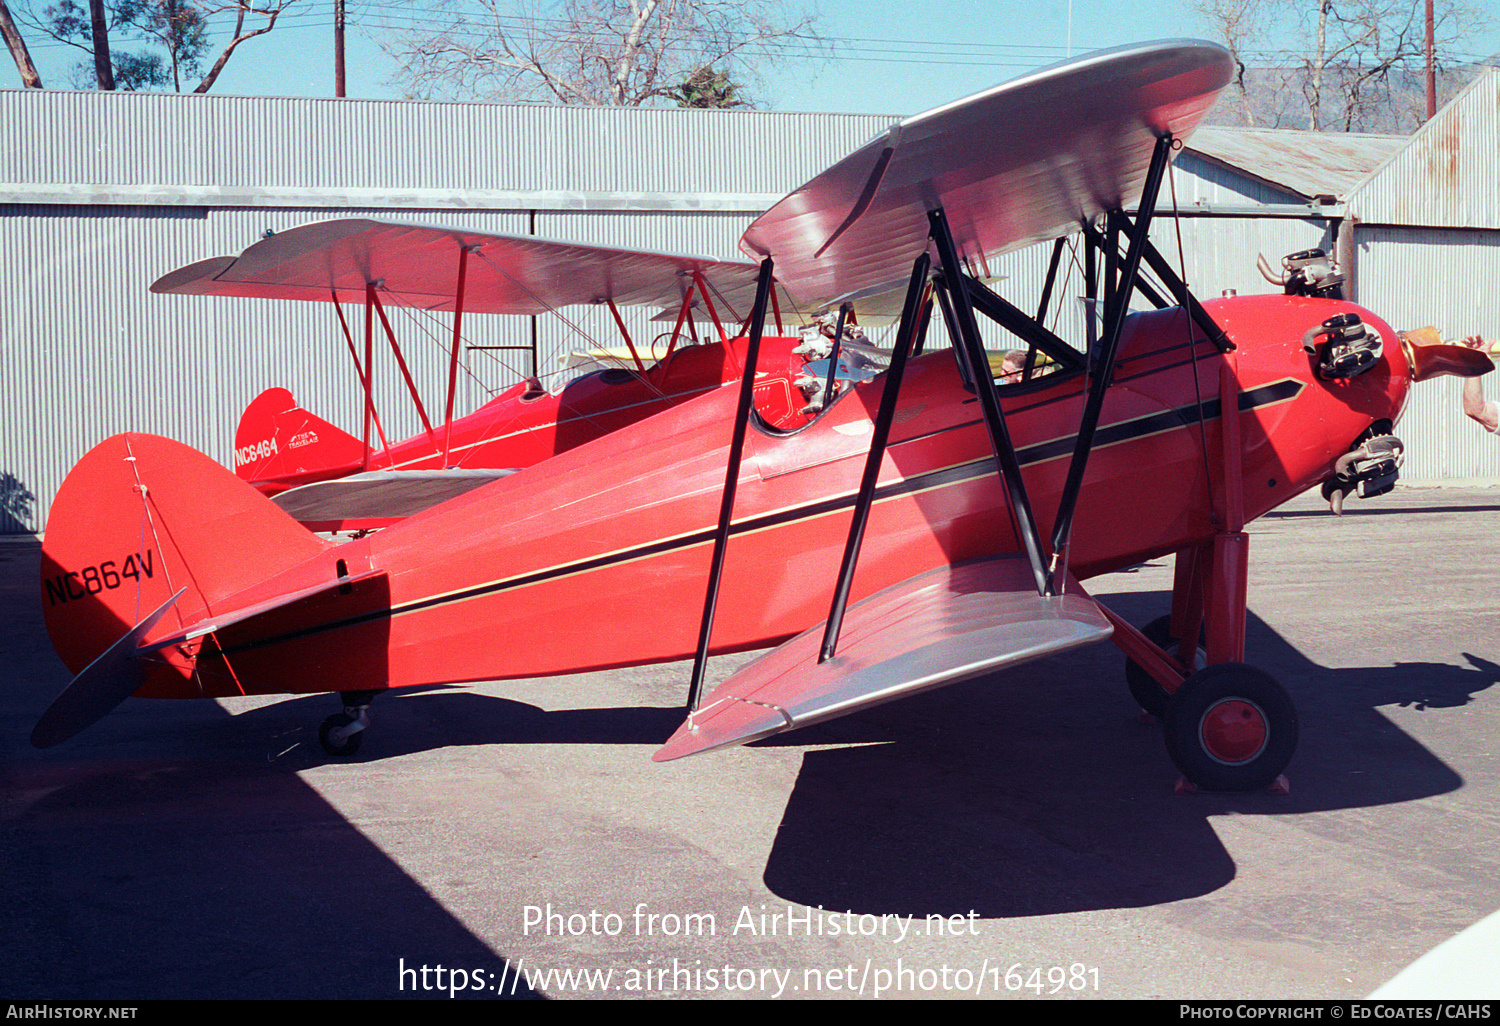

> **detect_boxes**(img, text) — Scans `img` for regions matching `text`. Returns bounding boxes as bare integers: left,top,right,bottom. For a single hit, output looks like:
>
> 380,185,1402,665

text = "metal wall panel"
5,89,1493,535
1185,127,1406,201
1156,214,1335,298
1171,152,1308,206
1,205,535,533
1345,71,1500,230
1348,225,1500,482
0,87,887,537
0,90,895,208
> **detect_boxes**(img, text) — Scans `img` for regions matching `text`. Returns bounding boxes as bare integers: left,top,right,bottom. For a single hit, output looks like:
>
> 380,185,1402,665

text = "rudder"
41,433,333,684
235,387,364,493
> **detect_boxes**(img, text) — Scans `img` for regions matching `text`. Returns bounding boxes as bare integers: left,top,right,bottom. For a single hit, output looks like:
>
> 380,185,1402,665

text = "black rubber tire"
1125,614,1205,717
1162,663,1298,792
319,712,364,757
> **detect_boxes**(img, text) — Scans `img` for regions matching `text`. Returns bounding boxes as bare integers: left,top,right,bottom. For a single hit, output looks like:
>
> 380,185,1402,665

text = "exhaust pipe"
1322,434,1404,515
1257,253,1287,287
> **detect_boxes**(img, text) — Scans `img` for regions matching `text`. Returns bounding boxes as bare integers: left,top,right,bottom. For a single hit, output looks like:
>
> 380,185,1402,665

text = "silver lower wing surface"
656,556,1113,761
273,468,518,525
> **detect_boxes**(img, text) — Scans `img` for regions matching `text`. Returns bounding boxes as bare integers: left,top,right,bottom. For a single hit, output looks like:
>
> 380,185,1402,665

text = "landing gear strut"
1124,614,1205,718
1112,533,1297,791
319,690,377,756
1115,598,1296,791
1110,364,1303,791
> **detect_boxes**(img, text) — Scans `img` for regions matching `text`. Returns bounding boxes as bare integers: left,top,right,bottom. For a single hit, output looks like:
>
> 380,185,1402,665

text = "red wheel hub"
1199,698,1268,765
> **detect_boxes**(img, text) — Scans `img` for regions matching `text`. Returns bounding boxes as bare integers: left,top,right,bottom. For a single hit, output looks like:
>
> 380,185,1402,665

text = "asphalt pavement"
3,484,1498,1000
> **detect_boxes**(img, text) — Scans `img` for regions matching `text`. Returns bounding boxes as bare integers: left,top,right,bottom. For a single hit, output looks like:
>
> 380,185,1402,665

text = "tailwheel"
318,690,375,757
1125,615,1205,718
319,713,364,756
1162,663,1297,792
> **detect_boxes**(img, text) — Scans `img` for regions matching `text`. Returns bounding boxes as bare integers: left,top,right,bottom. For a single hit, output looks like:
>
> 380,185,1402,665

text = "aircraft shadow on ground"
2,754,541,1000
754,588,1496,919
229,584,1497,923
12,568,1495,988
236,584,1496,926
299,689,687,754
5,557,539,999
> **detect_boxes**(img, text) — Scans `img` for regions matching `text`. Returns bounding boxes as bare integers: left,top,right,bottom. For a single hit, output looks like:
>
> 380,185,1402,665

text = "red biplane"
33,41,1492,793
151,223,837,532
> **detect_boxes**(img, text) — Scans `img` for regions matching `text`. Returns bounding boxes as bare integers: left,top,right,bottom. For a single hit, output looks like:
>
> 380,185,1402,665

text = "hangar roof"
1186,125,1406,202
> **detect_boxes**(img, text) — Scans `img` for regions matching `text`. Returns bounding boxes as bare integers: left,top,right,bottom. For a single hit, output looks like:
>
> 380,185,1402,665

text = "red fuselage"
129,294,1408,700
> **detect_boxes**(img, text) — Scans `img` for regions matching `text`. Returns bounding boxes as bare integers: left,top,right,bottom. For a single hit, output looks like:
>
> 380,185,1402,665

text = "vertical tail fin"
41,433,332,689
235,387,365,494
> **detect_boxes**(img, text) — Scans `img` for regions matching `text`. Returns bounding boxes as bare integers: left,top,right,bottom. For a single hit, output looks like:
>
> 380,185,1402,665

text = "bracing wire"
1166,144,1222,529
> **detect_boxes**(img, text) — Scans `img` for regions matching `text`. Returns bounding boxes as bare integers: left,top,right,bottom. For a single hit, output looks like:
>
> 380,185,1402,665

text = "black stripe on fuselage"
204,378,1304,659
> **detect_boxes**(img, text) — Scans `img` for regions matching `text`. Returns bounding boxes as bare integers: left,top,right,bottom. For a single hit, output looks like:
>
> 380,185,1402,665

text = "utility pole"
335,0,346,97
1425,0,1436,119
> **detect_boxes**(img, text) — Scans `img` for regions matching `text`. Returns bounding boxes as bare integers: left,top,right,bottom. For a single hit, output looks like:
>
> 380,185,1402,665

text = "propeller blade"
1410,343,1494,382
31,589,185,749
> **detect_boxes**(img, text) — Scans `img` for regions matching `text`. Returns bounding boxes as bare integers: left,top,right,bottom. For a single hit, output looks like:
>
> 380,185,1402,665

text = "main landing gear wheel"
1125,614,1206,718
1162,663,1298,792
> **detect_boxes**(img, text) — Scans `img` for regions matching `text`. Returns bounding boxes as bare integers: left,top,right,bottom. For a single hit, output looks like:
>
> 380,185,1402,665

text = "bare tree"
191,0,294,92
1187,0,1494,131
1189,0,1271,124
0,0,43,86
379,0,821,107
13,0,296,92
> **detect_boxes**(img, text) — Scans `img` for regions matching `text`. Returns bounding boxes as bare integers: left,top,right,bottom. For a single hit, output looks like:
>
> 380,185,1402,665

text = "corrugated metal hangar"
2,69,1497,534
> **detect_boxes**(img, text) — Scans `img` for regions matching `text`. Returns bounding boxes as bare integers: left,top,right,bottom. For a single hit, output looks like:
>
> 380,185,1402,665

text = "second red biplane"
152,223,841,531
33,40,1492,795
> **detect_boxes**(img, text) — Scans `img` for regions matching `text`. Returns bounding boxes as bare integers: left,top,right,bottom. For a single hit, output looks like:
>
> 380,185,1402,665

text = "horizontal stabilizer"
139,569,387,657
655,557,1112,761
273,468,518,530
32,589,184,748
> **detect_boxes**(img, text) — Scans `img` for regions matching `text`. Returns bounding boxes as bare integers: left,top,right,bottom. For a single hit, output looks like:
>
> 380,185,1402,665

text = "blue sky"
9,1,1500,116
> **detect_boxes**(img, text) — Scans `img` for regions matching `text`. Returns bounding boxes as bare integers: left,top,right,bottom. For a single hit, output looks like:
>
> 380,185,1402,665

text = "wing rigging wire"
327,243,895,473
370,294,592,469
371,299,556,469
370,252,682,465
1042,235,1085,350
470,248,676,403
123,438,220,697
360,262,829,470
1165,143,1222,529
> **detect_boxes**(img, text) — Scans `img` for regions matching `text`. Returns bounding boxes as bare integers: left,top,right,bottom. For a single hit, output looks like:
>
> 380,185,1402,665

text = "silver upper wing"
151,218,779,318
739,40,1235,308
